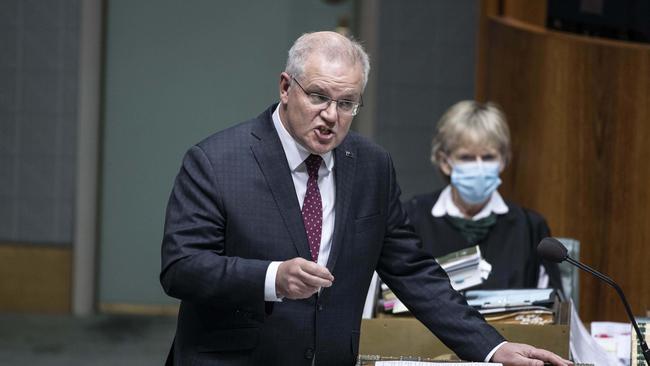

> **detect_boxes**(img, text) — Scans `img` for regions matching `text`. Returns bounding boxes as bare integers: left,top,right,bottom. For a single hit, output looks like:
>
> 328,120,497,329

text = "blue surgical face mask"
450,160,502,204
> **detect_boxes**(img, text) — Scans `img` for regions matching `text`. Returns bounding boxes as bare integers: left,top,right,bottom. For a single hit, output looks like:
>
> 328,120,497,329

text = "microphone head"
537,237,568,263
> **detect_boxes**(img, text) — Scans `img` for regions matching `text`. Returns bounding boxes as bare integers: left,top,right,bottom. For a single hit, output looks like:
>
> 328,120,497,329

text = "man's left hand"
491,342,572,366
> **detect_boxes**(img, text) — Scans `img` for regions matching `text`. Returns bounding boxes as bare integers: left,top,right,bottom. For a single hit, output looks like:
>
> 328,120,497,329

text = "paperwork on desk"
436,245,492,291
380,246,492,314
590,321,631,365
375,362,502,366
464,288,556,314
569,300,624,366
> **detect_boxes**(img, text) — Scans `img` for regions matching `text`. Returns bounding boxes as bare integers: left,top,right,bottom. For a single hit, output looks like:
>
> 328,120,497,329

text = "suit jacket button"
304,347,314,359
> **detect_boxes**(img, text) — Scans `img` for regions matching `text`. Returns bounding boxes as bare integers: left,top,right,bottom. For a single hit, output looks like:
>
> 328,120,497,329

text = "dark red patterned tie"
302,154,323,262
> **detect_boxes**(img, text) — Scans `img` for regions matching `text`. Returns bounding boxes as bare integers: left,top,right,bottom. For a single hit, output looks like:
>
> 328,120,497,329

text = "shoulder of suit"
194,106,274,151
192,120,252,156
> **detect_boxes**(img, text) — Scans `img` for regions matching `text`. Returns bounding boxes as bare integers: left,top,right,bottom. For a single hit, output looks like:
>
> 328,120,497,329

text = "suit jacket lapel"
326,140,356,274
249,108,311,260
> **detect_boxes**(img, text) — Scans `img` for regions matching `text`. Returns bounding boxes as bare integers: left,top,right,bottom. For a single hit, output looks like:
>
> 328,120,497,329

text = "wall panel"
482,17,650,322
0,244,71,313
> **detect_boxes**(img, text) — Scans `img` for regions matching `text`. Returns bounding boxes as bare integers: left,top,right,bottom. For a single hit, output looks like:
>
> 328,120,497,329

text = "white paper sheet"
569,300,624,366
375,362,501,366
591,321,631,365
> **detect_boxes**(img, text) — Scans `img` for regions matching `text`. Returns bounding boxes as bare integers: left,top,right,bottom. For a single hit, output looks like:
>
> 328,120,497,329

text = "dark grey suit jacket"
160,104,504,365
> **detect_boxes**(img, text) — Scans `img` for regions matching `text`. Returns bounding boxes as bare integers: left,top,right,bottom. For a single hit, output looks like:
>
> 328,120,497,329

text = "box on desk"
360,301,571,360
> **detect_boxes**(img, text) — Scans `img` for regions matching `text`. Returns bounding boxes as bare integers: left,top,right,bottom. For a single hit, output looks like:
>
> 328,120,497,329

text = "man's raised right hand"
276,257,334,299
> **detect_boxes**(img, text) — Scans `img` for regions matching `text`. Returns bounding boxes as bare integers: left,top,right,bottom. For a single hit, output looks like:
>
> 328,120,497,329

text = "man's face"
279,55,363,155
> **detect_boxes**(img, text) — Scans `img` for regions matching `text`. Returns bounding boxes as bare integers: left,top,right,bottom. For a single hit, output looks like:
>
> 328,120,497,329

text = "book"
437,245,490,291
380,246,490,314
464,288,556,310
436,245,481,272
463,289,558,325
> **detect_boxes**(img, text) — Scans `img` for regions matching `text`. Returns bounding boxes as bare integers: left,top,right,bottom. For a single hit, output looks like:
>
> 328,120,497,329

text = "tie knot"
304,154,322,178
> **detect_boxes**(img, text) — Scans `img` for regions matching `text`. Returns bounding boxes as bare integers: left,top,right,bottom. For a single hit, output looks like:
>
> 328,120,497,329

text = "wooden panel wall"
501,0,547,27
476,0,547,101
0,244,72,313
479,17,650,322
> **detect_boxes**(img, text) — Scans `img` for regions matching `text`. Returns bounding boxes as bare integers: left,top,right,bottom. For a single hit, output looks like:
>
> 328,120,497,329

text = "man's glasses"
291,76,363,116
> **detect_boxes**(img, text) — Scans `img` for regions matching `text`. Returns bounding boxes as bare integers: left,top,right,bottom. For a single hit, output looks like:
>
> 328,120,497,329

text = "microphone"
537,237,650,364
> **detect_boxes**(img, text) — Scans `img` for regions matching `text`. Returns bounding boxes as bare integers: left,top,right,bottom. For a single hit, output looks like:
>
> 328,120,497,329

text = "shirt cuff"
264,261,283,302
485,341,507,362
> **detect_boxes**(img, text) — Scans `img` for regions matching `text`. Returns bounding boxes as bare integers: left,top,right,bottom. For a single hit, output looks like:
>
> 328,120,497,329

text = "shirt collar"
432,185,508,221
271,104,334,173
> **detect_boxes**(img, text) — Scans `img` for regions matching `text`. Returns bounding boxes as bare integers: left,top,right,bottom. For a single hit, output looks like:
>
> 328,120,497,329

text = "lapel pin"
345,151,353,158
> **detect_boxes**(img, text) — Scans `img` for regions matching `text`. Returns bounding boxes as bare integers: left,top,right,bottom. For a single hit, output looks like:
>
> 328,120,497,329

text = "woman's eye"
458,155,475,161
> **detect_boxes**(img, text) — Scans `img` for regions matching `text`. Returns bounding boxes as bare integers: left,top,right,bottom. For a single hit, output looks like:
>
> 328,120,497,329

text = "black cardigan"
404,190,563,291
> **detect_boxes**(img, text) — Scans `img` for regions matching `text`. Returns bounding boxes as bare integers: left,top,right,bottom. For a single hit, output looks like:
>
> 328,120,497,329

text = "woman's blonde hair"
431,100,511,166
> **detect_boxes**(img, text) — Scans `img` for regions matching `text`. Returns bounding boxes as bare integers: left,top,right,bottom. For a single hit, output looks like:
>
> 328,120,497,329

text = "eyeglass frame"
290,76,364,116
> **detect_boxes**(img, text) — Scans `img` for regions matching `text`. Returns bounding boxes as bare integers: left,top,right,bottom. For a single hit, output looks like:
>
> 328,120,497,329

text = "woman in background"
405,100,563,291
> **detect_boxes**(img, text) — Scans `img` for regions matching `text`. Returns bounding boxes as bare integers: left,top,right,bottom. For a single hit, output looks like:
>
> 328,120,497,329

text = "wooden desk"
360,317,569,360
361,301,571,360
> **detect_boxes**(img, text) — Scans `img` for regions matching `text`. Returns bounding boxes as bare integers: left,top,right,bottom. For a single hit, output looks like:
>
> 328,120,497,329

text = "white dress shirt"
264,105,336,301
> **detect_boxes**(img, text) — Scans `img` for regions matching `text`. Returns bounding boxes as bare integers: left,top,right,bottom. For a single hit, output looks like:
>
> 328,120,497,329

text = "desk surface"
360,318,570,359
357,357,593,366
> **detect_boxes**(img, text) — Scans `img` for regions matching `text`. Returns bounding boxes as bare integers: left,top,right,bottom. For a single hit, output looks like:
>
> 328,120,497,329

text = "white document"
590,321,631,365
448,266,484,291
392,298,409,314
479,259,492,280
375,362,501,366
569,300,624,366
362,272,380,319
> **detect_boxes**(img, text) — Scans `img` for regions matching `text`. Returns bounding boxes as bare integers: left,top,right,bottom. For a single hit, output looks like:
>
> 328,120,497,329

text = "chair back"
556,237,580,308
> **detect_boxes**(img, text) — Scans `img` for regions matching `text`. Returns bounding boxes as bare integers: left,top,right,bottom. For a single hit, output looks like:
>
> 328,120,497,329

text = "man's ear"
279,72,291,104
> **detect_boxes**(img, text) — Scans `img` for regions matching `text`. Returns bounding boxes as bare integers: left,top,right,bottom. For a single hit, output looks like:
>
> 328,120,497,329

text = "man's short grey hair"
285,31,370,90
431,100,512,166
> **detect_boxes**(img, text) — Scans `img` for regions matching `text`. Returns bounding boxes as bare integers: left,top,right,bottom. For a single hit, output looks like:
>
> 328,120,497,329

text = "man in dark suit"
160,31,571,365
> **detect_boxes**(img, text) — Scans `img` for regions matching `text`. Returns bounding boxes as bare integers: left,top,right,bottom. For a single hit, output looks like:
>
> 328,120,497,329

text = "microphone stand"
565,256,650,364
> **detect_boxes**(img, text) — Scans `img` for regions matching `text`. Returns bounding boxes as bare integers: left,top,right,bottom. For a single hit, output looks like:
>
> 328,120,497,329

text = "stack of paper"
436,245,491,291
590,321,631,365
375,362,501,366
463,288,557,325
380,284,403,313
569,300,623,365
380,246,491,314
357,354,503,365
465,288,556,313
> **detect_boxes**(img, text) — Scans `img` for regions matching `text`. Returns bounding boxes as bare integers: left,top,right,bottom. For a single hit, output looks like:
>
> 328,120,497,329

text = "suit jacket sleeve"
160,145,270,310
375,154,505,361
